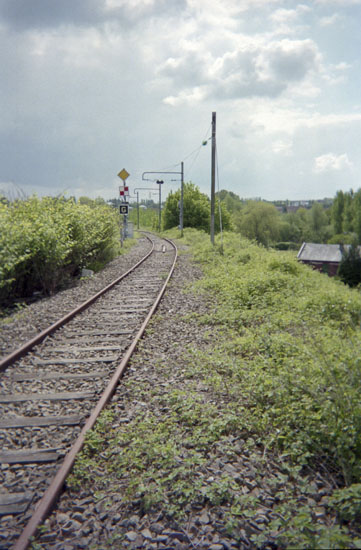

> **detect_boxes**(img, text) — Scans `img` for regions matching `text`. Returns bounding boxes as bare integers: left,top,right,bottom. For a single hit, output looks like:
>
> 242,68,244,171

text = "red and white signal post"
118,168,130,242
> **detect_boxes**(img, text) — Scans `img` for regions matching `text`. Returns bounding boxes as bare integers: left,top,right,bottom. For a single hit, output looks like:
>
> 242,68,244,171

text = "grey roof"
297,243,345,263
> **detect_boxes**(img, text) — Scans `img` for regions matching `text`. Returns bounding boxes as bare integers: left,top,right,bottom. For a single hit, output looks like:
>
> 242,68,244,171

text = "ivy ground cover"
66,228,361,549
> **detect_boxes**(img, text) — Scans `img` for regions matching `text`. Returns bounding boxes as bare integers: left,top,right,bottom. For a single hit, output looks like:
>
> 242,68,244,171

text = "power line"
216,143,224,252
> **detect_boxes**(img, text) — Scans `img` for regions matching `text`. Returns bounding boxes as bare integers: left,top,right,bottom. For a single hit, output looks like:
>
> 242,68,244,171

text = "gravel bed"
26,245,338,550
0,237,151,362
0,235,179,549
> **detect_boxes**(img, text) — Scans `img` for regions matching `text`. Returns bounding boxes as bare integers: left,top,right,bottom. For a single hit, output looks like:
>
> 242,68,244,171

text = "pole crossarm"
142,164,184,236
142,171,182,182
134,187,159,192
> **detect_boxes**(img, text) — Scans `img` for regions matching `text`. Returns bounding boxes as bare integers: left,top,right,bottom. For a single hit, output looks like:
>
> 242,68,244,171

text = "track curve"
0,233,177,550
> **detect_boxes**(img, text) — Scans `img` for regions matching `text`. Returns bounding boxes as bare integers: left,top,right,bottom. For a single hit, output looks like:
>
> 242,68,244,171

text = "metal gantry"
142,161,184,235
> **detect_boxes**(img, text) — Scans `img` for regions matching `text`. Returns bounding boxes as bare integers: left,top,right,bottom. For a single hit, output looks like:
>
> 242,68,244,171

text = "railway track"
0,233,177,550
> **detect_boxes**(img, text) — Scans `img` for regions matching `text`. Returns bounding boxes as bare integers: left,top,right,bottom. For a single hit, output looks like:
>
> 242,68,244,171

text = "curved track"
0,233,177,550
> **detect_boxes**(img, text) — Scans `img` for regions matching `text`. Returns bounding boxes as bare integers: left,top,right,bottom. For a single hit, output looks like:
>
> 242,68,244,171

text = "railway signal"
119,186,129,197
117,168,130,243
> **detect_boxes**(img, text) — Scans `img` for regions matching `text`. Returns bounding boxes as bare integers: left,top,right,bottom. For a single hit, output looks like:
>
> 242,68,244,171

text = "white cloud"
315,0,361,4
272,139,293,155
159,37,322,104
271,5,311,25
248,107,361,136
313,153,353,173
163,87,206,106
0,0,361,201
320,13,342,26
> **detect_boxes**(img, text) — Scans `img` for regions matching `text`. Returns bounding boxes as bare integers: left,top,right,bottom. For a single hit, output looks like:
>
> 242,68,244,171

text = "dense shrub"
181,230,361,485
274,241,300,250
337,243,361,287
0,196,120,305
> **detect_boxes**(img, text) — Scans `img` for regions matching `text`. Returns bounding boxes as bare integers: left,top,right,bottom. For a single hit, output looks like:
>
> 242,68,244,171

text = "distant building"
297,243,344,276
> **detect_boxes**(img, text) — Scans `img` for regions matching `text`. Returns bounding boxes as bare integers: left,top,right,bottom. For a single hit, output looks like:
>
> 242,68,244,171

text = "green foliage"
68,228,361,548
183,230,361,483
0,196,121,305
233,200,281,246
162,182,232,233
217,187,361,247
337,242,361,287
331,189,361,244
330,484,361,523
128,205,158,230
328,233,357,245
274,241,300,250
216,189,243,214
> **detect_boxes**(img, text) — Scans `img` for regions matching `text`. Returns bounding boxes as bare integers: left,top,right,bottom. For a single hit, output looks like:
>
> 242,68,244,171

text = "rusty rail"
0,236,155,372
13,235,177,550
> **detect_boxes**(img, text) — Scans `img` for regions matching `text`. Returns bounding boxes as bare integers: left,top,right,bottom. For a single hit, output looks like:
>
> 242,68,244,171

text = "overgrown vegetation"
338,242,361,287
0,196,122,308
162,182,232,233
69,229,361,548
217,187,361,251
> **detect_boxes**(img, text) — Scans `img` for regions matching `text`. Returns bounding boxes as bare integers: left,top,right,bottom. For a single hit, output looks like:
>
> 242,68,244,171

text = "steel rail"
0,236,155,373
13,235,178,550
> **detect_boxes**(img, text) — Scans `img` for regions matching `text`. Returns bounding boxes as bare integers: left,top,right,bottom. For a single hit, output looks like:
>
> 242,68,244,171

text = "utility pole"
210,111,216,245
142,170,183,234
180,161,184,237
156,180,164,231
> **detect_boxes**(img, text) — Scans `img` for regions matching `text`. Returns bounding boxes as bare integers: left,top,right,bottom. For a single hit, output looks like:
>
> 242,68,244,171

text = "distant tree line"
216,188,361,249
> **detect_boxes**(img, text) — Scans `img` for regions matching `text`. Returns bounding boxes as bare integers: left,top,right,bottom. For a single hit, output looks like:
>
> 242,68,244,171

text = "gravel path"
25,244,337,550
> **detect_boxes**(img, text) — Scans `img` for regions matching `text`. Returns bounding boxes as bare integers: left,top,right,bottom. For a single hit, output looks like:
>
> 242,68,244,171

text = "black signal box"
119,204,129,215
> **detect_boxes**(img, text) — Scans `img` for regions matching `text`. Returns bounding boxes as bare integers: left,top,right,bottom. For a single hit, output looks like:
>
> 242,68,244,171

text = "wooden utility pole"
210,111,216,245
180,161,184,237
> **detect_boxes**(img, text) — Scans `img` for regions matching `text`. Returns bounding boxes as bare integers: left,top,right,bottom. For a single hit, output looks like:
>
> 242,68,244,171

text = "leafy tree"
162,182,231,233
216,190,243,214
332,190,345,234
353,189,361,243
343,192,354,233
307,202,331,242
328,233,357,245
338,242,361,287
278,215,302,243
215,198,232,232
234,201,281,246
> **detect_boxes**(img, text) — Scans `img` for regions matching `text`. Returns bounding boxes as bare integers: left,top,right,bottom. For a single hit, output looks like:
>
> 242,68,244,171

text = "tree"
343,192,354,233
234,201,281,246
307,202,331,242
332,190,345,234
338,242,361,287
162,182,231,233
216,190,243,214
352,189,361,243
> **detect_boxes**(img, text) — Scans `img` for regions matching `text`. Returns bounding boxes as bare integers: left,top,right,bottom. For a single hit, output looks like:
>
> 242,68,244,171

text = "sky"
1,0,361,203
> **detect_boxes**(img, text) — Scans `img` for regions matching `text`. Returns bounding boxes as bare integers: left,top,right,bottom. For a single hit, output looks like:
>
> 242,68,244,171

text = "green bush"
337,243,361,287
183,229,361,484
0,196,121,305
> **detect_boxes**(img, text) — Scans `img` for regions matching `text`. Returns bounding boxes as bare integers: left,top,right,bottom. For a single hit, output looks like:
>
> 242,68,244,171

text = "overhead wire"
216,143,224,252
185,123,212,181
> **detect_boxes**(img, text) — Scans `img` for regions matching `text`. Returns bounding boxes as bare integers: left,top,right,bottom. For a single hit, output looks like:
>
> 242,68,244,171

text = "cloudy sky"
1,0,361,202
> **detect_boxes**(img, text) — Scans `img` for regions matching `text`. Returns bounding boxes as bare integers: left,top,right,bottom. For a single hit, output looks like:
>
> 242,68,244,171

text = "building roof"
297,243,345,263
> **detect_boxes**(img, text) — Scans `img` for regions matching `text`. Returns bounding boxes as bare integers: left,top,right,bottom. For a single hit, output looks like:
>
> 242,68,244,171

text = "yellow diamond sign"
118,168,130,181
